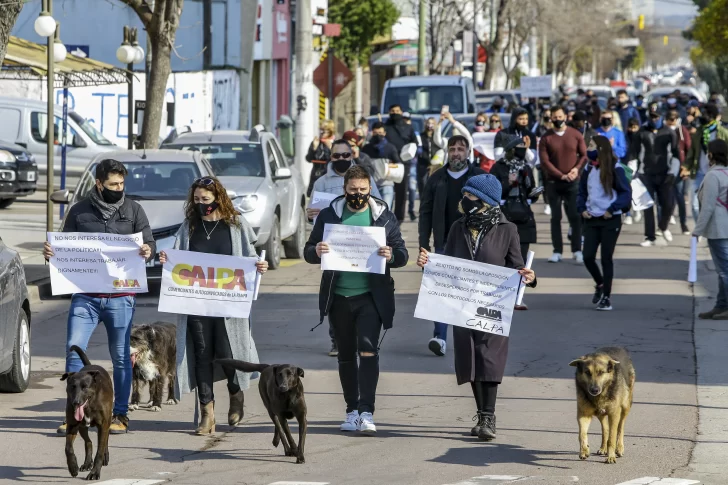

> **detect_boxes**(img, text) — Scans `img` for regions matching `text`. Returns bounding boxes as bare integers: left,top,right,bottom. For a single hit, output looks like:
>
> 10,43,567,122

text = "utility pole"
294,0,314,182
46,0,55,232
203,0,212,69
472,0,478,89
239,0,258,130
417,0,426,75
541,32,547,76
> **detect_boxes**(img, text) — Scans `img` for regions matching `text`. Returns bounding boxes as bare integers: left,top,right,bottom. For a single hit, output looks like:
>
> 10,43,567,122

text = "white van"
375,75,477,117
0,96,119,179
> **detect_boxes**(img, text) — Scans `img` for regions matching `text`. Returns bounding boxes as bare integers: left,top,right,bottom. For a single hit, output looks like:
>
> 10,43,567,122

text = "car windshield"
92,161,201,200
172,143,265,177
69,112,114,145
384,86,464,114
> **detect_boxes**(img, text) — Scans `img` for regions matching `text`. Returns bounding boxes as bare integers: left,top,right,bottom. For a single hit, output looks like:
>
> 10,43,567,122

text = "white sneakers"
573,251,584,263
640,240,655,247
358,412,376,434
634,211,643,223
663,229,673,242
544,205,552,215
548,252,562,263
669,216,677,225
624,215,634,225
340,410,377,434
428,337,446,356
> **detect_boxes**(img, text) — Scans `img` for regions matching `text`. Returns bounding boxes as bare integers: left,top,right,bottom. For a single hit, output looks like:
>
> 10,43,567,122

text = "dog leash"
377,329,388,351
310,318,324,332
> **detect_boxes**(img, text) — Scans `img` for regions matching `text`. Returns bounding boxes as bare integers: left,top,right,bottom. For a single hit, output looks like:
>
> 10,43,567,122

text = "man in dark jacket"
617,89,641,134
384,104,418,222
417,117,437,195
571,110,597,147
419,135,485,356
494,108,537,157
43,159,155,435
304,165,408,435
362,122,402,210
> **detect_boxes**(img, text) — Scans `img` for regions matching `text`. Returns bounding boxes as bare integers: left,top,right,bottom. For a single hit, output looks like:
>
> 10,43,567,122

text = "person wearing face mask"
693,139,728,321
384,104,418,223
666,110,692,235
417,174,536,441
572,110,597,147
306,119,336,197
635,95,647,123
538,106,588,263
487,114,503,133
577,136,632,311
473,112,488,133
362,122,402,209
357,117,370,140
532,109,553,215
489,136,539,310
594,110,627,162
43,159,155,435
494,108,537,163
488,96,506,114
616,90,641,133
159,177,267,435
305,165,408,435
417,118,438,196
419,135,485,356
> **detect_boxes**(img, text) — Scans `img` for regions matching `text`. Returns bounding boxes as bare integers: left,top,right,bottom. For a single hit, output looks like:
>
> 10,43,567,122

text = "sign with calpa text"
414,253,521,336
321,224,386,274
157,249,258,318
47,232,148,296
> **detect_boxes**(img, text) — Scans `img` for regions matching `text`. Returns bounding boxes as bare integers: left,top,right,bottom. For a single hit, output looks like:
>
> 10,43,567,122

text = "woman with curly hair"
159,177,268,435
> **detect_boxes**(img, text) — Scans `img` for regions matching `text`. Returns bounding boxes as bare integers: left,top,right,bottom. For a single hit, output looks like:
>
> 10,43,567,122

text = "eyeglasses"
331,152,352,160
194,177,215,186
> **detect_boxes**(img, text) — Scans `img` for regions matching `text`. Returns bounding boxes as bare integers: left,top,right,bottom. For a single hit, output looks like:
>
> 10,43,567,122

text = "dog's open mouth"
74,400,88,421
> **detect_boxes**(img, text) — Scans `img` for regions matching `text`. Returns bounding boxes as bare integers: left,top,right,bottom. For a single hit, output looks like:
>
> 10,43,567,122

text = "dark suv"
0,140,37,209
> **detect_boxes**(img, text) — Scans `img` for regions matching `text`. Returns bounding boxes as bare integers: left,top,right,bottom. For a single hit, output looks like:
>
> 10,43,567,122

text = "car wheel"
264,215,281,270
0,310,31,393
0,198,16,209
283,205,306,259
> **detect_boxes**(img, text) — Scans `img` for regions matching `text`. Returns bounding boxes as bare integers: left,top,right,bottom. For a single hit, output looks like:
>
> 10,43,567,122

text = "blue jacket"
595,126,627,160
577,163,632,215
618,105,641,131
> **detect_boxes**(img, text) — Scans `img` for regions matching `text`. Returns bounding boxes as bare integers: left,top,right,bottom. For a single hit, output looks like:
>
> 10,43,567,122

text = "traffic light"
638,14,644,30
663,35,669,45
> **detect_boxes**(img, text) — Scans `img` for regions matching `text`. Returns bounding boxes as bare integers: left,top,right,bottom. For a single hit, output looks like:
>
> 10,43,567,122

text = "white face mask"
669,125,678,131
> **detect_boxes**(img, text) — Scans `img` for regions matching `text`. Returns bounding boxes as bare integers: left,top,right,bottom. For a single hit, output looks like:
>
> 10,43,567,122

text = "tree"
118,0,183,149
328,0,400,66
499,1,531,88
0,0,23,66
691,0,728,59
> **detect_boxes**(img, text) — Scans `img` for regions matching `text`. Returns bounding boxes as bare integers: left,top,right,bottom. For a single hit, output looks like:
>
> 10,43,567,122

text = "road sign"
313,53,352,99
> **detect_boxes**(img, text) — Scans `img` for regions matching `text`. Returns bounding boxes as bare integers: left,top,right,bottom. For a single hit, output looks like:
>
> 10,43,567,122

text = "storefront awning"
1,36,129,87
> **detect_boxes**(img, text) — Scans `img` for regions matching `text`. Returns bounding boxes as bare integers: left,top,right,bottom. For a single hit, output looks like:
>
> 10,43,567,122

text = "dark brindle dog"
129,322,177,411
61,345,113,480
217,359,307,464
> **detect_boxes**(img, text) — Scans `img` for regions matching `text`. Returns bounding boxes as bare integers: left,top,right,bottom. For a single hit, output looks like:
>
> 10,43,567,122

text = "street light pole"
417,0,426,76
118,27,144,150
45,0,55,233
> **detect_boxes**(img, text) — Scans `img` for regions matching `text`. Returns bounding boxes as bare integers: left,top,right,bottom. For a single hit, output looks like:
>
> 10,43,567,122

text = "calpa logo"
465,306,504,334
172,264,247,290
113,279,141,288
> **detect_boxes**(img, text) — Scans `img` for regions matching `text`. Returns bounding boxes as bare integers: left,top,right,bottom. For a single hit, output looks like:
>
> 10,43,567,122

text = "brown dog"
570,346,636,464
61,345,113,480
217,359,307,464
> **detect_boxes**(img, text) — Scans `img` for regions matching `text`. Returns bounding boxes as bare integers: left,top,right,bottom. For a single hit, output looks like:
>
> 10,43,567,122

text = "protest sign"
309,191,338,210
47,231,147,296
321,224,386,274
414,253,521,336
519,75,553,98
158,249,258,318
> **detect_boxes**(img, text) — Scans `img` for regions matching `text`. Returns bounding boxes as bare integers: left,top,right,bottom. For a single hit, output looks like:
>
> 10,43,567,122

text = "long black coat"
443,214,536,385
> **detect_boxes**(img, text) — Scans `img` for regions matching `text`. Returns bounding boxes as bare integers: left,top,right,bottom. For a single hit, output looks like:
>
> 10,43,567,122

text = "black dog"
129,322,177,411
217,359,307,464
61,345,113,480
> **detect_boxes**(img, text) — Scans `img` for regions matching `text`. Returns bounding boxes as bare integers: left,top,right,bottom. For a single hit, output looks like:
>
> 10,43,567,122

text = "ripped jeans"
329,293,383,414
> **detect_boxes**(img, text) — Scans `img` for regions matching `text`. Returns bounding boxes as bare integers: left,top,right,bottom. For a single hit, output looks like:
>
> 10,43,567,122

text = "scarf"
703,121,718,151
459,203,501,254
89,187,125,221
504,156,526,174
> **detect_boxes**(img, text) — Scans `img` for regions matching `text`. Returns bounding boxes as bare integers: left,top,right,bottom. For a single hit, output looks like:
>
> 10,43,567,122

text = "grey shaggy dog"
129,322,178,411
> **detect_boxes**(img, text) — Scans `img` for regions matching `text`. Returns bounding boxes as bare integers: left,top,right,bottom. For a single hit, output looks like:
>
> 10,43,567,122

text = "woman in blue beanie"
417,173,536,441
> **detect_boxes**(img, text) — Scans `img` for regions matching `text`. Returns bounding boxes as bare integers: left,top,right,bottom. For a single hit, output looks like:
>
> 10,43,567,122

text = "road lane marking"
95,480,165,485
268,482,330,485
280,259,303,268
614,479,700,485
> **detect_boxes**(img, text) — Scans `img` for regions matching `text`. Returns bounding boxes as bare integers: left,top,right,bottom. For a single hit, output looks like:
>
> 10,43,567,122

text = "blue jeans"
379,185,395,210
674,177,688,228
407,166,417,216
66,294,136,416
432,247,449,341
692,171,706,223
707,239,728,310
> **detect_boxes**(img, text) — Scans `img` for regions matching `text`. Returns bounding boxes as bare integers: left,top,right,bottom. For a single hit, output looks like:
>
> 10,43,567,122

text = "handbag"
631,177,654,211
503,193,532,224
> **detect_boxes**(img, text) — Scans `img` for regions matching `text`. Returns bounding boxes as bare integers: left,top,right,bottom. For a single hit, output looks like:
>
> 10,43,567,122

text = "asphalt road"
0,198,717,485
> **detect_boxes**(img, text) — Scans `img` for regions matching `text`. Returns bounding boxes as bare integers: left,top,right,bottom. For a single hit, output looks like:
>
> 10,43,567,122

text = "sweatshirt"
538,127,587,180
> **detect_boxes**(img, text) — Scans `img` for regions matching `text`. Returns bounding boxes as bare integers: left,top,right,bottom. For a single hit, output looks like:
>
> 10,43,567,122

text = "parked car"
0,139,38,209
0,236,31,392
475,90,522,112
0,96,119,180
51,149,215,280
374,75,477,117
645,86,707,104
578,85,616,100
162,127,307,269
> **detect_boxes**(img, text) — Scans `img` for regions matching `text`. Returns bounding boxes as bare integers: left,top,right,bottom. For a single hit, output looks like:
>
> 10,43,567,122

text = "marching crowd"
40,86,728,452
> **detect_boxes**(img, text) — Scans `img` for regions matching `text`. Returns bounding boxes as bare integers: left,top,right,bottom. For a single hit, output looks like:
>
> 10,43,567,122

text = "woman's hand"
378,246,392,261
519,268,536,285
417,248,429,268
582,211,592,219
256,260,268,274
139,244,152,260
312,137,320,150
316,242,330,258
43,241,54,260
603,211,613,219
159,250,168,264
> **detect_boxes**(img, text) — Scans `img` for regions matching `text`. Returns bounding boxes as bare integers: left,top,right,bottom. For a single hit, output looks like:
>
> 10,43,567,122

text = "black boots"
476,412,496,441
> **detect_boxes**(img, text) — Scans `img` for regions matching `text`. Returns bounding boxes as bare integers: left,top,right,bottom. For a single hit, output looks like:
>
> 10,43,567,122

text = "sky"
651,0,698,16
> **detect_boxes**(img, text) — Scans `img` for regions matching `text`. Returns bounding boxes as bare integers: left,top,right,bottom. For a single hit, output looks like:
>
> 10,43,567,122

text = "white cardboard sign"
321,224,386,274
519,75,553,98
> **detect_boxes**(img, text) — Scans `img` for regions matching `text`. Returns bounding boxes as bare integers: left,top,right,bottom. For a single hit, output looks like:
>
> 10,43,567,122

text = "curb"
26,278,53,304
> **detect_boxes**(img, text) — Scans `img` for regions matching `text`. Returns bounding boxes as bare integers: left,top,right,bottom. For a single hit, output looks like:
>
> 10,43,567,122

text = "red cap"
342,130,361,144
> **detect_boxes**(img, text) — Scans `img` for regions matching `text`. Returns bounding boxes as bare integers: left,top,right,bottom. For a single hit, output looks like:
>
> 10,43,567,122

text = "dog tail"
69,345,92,367
216,359,270,373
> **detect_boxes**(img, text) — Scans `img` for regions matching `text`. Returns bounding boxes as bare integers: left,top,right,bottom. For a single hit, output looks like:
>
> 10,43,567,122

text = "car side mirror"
273,167,292,180
50,189,71,204
72,135,87,148
226,189,238,199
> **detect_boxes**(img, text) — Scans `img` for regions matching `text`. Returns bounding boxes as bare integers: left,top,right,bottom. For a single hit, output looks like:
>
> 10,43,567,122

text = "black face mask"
461,196,484,215
346,192,370,210
101,186,124,204
332,160,352,173
514,147,527,159
553,119,565,128
370,135,383,144
600,118,613,128
196,201,219,217
389,113,402,123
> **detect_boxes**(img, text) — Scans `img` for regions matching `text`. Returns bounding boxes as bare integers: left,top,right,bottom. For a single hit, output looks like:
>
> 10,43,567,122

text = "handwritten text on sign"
414,253,521,336
158,249,258,318
321,224,386,274
47,231,147,296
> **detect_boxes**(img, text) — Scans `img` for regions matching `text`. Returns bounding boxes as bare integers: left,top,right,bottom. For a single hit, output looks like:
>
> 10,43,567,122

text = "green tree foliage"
328,0,400,66
691,0,728,59
630,45,645,71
